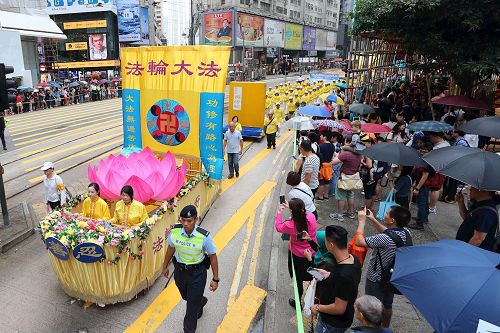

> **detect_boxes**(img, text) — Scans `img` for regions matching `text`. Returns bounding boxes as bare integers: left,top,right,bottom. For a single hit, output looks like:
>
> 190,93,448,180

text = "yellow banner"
53,60,120,69
121,46,230,157
65,42,88,51
63,20,107,30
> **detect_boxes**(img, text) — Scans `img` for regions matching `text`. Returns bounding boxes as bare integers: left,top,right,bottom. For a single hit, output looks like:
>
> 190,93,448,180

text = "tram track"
5,142,123,201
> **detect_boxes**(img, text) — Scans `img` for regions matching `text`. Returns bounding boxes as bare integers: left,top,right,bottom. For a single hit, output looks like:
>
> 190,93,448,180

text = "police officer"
162,205,219,333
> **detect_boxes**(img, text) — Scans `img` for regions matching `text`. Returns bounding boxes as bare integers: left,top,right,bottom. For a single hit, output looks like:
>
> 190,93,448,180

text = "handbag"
376,189,397,220
337,172,363,191
348,232,368,266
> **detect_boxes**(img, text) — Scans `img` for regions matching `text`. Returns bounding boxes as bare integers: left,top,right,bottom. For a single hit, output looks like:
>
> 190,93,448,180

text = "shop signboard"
236,13,264,47
302,26,316,51
316,29,327,51
203,11,233,46
46,0,117,14
117,0,141,42
284,23,303,50
63,20,107,30
263,19,284,48
65,42,88,51
327,30,337,50
53,60,120,69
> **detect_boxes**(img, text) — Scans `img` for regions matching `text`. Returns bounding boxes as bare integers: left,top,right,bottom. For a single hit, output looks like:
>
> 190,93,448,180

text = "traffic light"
0,63,16,112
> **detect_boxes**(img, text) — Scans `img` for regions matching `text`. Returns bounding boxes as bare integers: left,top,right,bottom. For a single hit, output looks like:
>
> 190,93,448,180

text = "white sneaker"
329,213,338,219
429,207,437,214
336,214,345,222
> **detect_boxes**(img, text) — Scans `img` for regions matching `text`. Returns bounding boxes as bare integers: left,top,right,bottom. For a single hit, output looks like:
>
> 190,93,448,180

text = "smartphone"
292,155,298,160
279,195,286,204
296,231,307,240
307,267,324,281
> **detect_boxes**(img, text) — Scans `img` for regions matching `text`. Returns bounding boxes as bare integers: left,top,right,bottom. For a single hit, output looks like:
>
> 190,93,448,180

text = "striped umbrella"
408,121,453,132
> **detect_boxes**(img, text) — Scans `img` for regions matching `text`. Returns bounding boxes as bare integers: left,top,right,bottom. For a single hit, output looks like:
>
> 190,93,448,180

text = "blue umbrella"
297,105,331,118
408,121,453,132
49,81,61,88
391,240,500,333
336,82,347,88
67,81,80,88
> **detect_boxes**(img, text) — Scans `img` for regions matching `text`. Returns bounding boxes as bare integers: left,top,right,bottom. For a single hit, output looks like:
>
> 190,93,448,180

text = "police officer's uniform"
166,206,217,333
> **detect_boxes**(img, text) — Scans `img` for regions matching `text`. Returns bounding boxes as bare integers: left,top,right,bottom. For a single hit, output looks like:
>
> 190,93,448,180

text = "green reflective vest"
170,227,205,264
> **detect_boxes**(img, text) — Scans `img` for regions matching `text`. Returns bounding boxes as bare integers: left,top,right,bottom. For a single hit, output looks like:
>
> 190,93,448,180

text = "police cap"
180,205,198,218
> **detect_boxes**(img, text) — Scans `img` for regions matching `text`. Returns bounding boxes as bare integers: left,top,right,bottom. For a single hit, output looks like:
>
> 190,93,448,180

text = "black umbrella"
349,103,374,115
458,116,500,138
362,142,426,166
422,146,500,191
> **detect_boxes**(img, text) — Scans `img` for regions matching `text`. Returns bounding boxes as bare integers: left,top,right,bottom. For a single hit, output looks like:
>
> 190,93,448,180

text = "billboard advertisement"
284,23,303,50
46,0,117,15
264,19,284,48
203,11,233,46
316,29,327,51
302,26,316,51
88,34,108,60
236,13,264,47
327,31,337,50
137,7,150,45
117,0,141,42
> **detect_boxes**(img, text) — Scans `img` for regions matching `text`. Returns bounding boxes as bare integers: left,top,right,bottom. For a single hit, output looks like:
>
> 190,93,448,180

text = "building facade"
196,0,341,76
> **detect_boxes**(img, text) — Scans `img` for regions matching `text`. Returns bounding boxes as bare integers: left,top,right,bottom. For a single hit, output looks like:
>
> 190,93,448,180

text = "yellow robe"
112,200,149,227
81,197,111,220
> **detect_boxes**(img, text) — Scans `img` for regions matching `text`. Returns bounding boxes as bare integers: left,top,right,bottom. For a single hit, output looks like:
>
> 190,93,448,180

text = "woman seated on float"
111,185,149,227
79,183,111,220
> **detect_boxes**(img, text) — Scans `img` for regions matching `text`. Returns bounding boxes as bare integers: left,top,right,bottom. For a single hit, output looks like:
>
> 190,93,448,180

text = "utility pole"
0,163,9,227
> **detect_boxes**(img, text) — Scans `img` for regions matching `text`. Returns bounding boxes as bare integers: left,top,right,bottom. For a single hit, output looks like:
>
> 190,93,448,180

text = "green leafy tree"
352,0,500,94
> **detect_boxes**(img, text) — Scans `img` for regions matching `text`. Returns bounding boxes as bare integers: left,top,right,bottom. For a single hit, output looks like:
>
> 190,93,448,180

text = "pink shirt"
275,211,317,257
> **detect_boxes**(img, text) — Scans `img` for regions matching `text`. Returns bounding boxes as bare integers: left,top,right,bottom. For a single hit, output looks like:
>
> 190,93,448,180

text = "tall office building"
336,0,355,57
161,0,191,45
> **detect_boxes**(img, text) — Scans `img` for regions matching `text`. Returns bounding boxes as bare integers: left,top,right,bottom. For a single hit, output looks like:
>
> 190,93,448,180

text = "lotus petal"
153,162,187,200
87,165,98,183
105,170,128,196
146,171,165,197
124,175,154,203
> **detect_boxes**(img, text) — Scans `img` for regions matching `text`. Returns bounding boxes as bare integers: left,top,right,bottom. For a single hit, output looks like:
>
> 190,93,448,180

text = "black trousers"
441,176,458,201
48,201,61,210
287,250,312,302
0,129,5,148
266,132,276,148
174,265,208,333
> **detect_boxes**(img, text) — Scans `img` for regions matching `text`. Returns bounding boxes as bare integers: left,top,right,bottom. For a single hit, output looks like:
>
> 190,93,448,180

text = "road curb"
263,140,292,333
0,201,35,253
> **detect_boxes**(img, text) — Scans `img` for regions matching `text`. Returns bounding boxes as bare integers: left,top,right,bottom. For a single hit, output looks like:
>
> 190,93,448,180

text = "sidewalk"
268,182,463,333
0,202,35,253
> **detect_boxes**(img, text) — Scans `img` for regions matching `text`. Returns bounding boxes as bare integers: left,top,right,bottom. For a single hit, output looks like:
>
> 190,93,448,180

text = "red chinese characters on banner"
125,60,222,77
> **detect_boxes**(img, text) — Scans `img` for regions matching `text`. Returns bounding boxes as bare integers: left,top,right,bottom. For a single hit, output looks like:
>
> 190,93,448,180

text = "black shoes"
235,172,239,178
2,147,6,151
289,298,302,309
228,175,234,179
198,296,208,319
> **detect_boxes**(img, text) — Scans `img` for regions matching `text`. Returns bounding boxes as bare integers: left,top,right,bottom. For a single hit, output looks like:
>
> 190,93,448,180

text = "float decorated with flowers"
40,148,219,304
39,45,231,304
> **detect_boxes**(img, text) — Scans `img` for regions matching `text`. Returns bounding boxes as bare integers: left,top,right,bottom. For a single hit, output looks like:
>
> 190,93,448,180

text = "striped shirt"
301,154,320,190
365,228,411,282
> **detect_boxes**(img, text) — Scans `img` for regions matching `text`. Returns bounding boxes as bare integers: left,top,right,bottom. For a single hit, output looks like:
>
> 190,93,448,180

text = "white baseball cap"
41,161,54,171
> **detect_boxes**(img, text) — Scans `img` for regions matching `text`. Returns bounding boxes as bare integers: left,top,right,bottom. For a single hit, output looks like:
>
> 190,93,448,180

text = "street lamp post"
0,163,10,227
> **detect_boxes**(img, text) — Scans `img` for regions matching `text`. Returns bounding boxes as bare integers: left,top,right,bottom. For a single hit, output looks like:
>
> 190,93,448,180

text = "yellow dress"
235,122,243,132
265,97,272,109
112,200,149,227
81,197,111,220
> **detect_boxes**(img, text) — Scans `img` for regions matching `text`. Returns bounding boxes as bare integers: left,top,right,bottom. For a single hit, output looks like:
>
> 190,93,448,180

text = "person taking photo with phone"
310,225,362,332
275,198,318,309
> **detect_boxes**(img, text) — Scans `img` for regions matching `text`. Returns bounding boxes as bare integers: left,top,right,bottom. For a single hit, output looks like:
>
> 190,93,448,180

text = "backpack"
377,229,413,295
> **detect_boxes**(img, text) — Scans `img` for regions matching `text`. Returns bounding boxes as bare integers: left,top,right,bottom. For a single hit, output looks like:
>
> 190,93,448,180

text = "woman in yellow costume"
111,185,148,227
79,183,111,220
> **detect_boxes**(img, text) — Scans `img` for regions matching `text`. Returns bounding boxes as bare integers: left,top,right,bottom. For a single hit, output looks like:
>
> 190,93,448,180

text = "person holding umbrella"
455,188,498,252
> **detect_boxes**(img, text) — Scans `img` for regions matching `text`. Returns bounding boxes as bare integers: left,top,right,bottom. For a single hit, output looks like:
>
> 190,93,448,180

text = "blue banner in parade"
199,92,224,180
310,72,339,83
122,88,142,149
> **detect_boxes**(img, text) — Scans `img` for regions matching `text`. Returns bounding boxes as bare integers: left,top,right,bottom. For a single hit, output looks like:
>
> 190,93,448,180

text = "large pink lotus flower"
87,147,187,203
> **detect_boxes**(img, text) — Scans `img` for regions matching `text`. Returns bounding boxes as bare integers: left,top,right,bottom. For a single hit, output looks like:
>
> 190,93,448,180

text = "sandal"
374,197,381,202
